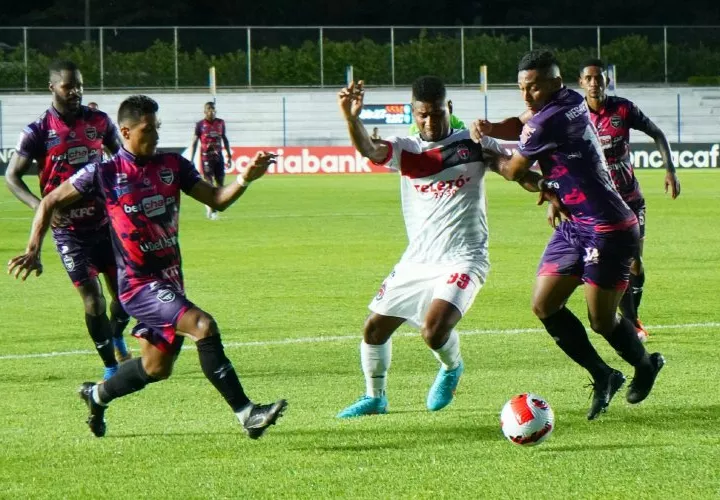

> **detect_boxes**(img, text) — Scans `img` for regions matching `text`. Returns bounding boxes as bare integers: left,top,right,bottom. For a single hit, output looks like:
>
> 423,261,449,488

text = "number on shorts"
447,273,471,290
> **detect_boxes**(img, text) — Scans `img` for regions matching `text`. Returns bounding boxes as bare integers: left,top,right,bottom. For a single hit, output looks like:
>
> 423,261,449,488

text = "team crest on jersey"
85,126,97,140
456,144,470,160
68,131,76,139
376,282,387,300
159,168,174,185
62,255,75,271
143,177,152,186
157,288,176,303
610,115,622,128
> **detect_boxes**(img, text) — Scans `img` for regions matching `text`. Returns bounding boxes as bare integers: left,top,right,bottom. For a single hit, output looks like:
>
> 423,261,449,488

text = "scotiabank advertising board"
229,147,389,175
2,143,720,175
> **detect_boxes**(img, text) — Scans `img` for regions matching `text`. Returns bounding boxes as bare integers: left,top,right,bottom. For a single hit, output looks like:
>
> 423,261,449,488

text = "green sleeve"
408,123,419,134
450,114,466,129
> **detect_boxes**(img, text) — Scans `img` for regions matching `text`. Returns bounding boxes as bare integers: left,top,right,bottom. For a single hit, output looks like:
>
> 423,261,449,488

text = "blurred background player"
87,102,99,110
190,101,233,220
472,50,665,420
335,77,545,419
579,58,681,341
409,98,465,134
8,95,287,440
5,60,131,379
370,127,382,141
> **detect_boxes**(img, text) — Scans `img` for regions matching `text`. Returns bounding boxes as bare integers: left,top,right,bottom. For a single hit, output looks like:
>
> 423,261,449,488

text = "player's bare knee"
194,314,218,340
142,357,174,380
588,314,616,336
532,299,556,320
420,320,452,349
363,316,390,345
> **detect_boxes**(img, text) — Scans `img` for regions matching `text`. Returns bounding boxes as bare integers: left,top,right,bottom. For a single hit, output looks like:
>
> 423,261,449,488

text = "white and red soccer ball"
500,393,555,446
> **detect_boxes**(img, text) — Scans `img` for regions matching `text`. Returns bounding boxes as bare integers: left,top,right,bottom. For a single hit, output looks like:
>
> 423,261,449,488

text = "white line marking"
0,321,717,361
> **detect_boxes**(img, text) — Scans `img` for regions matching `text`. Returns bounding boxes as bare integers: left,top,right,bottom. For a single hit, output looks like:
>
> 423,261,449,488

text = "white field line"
0,321,717,361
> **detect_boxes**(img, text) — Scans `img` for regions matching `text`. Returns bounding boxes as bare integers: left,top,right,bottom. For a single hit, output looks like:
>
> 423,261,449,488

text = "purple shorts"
53,229,117,287
537,220,640,290
122,280,194,353
202,157,226,185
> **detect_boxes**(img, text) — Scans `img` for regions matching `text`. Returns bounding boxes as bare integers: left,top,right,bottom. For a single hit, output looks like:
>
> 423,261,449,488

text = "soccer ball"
500,393,555,446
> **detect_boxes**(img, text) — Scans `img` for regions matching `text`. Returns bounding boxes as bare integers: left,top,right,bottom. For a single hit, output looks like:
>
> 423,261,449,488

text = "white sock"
92,384,108,407
235,402,253,423
432,330,462,370
360,340,391,398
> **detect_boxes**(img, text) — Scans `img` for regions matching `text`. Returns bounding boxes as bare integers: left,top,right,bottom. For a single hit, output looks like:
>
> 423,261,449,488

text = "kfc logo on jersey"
159,168,174,185
68,206,95,218
610,115,622,128
85,126,97,140
67,146,89,165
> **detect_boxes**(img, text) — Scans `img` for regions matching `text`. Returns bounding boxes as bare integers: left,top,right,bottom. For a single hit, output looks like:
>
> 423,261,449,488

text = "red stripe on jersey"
370,140,393,166
399,148,445,179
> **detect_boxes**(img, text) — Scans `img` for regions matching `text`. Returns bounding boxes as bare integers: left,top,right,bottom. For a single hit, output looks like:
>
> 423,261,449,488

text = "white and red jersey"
374,129,503,276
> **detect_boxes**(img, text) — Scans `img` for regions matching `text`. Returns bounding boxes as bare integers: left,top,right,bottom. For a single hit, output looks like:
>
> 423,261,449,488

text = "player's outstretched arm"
7,180,83,280
338,80,390,164
188,151,276,212
470,110,532,142
6,154,41,211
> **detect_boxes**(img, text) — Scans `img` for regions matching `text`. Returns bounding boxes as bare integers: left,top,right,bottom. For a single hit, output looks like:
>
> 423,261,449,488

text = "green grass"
0,170,719,499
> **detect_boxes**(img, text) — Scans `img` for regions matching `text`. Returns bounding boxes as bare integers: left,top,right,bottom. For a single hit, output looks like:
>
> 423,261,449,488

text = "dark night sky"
2,0,720,26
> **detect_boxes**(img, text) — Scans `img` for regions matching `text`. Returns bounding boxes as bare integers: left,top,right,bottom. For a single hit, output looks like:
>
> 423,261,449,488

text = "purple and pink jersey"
70,148,201,302
518,87,636,232
15,105,119,233
195,119,226,162
587,96,653,203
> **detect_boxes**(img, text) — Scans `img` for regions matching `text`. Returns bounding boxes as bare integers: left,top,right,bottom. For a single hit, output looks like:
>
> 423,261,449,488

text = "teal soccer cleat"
336,395,388,418
427,360,464,411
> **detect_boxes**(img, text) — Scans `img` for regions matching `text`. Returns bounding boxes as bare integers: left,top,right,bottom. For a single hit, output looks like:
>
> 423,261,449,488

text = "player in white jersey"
336,76,548,418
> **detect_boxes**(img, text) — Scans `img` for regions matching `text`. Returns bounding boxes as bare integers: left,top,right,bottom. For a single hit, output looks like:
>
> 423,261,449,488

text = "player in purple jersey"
8,95,287,440
5,60,130,379
471,50,665,420
580,58,681,342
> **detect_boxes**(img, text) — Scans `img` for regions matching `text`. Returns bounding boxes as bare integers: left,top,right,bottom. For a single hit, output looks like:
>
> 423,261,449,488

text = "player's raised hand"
470,119,493,143
338,80,365,121
665,170,681,199
7,251,43,281
242,151,277,183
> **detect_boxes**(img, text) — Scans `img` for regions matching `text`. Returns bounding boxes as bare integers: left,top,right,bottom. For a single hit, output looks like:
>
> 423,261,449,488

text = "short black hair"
580,58,606,74
205,101,215,108
48,60,79,78
412,76,446,103
117,95,159,126
518,50,560,76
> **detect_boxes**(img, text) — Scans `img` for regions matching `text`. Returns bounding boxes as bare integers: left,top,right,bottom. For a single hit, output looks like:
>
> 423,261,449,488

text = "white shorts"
368,261,488,328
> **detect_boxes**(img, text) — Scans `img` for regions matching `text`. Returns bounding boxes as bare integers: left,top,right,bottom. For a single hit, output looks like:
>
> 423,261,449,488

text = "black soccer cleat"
627,352,665,404
241,399,288,440
78,382,107,437
587,370,626,420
